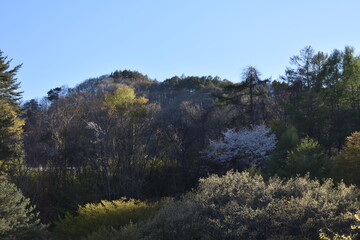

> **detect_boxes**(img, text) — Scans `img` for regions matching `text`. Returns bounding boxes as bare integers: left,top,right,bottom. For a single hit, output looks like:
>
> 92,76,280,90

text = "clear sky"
1,0,360,100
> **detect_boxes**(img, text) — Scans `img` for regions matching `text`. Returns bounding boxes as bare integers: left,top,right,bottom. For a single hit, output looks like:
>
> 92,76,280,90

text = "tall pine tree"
0,50,24,176
0,179,44,239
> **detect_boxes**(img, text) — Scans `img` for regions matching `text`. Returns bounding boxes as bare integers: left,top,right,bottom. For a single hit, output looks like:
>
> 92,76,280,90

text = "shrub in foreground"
53,197,167,239
142,171,360,240
320,211,360,240
85,223,141,240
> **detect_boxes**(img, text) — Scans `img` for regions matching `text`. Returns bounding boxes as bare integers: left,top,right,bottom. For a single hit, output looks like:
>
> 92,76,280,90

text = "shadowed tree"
242,66,269,124
217,66,269,125
333,131,360,186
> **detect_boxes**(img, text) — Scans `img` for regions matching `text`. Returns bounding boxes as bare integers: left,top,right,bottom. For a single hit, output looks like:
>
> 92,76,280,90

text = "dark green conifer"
0,50,24,176
0,179,44,239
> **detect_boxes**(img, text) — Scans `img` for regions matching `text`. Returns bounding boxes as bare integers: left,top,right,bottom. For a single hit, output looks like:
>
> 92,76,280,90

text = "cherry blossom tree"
203,125,277,169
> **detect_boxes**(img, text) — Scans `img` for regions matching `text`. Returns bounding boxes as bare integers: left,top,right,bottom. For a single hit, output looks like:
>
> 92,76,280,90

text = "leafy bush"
140,198,207,240
320,211,360,240
53,197,167,239
0,179,44,239
265,126,300,176
285,137,330,178
333,131,360,186
142,171,360,240
85,223,141,240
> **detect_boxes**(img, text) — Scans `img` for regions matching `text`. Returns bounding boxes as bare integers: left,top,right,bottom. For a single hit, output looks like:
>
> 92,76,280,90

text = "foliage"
282,46,360,149
276,126,300,154
0,103,24,175
162,75,229,91
103,86,148,117
142,157,182,197
320,211,360,240
141,171,360,240
46,87,63,101
19,169,109,224
285,136,330,178
242,66,270,124
53,197,167,239
139,199,208,240
85,223,141,240
18,46,360,228
0,50,22,104
216,66,270,125
265,125,300,176
333,131,360,185
203,125,277,170
0,50,24,176
0,179,44,239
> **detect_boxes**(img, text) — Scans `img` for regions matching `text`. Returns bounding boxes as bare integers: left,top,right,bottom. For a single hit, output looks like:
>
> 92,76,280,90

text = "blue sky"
2,0,360,100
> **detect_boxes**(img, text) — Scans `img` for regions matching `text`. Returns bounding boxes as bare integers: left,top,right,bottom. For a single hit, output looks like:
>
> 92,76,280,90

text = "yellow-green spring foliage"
103,86,148,117
54,197,166,239
334,131,360,185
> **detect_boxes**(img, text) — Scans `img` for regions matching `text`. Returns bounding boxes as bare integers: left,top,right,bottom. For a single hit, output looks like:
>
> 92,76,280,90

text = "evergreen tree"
0,51,22,104
285,137,330,179
266,126,300,176
283,46,327,140
216,66,269,125
0,50,24,176
242,66,269,124
0,179,44,239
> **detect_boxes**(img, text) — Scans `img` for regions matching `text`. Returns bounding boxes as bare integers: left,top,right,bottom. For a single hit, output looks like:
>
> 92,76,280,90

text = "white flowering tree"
204,125,277,168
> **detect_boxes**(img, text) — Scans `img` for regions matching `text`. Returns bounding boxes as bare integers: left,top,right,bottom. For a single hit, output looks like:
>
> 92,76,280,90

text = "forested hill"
23,46,360,169
22,71,233,168
1,46,360,238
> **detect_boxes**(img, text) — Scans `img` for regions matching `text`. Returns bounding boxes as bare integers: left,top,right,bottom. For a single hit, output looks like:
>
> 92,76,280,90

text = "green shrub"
333,131,360,186
142,171,360,240
53,197,167,239
285,137,330,178
0,179,45,239
320,211,360,240
266,126,300,176
85,223,141,240
140,198,208,240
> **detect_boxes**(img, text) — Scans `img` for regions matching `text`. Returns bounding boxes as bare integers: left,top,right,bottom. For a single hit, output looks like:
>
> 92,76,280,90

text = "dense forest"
1,46,360,239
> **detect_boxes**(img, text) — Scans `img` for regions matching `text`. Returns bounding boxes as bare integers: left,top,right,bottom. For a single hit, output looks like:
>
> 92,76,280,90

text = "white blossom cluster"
204,125,277,166
86,121,105,144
